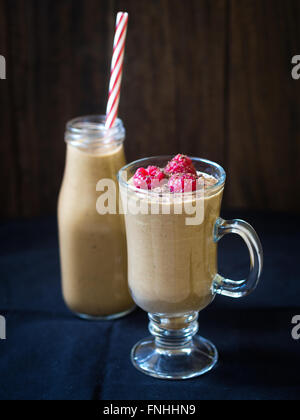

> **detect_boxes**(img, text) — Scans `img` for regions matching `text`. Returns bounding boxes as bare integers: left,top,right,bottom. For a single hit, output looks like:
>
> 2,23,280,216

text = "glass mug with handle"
118,156,263,380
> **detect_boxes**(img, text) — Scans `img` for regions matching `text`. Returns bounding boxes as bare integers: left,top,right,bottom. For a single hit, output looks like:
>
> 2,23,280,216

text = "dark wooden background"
1,0,300,219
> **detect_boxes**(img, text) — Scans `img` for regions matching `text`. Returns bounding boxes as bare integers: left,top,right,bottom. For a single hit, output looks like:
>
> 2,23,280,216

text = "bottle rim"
65,115,125,149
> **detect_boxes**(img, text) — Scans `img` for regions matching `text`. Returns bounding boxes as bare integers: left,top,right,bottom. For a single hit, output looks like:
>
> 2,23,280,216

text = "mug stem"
148,312,199,349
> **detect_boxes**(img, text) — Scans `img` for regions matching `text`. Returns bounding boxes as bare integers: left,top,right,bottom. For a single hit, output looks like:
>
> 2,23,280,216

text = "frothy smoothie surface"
129,171,218,195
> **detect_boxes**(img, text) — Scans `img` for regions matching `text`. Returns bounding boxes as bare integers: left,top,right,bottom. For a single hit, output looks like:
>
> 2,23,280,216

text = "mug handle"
213,218,263,298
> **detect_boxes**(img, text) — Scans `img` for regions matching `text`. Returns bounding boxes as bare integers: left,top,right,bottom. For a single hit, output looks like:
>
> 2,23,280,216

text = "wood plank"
228,0,300,211
32,0,111,216
112,0,227,165
0,0,18,218
5,0,112,217
6,0,42,217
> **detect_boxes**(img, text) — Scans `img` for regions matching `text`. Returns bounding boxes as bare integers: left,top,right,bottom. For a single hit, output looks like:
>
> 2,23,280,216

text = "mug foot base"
131,335,218,380
74,305,136,321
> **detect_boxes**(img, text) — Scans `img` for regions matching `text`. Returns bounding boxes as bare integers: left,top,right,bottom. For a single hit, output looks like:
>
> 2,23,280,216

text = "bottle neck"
65,115,125,152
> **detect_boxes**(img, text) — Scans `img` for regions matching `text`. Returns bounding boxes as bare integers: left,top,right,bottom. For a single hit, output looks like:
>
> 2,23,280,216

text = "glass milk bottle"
58,115,135,320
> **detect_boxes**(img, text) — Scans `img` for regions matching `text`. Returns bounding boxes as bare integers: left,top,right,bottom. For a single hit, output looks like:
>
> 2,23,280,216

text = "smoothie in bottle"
58,116,134,319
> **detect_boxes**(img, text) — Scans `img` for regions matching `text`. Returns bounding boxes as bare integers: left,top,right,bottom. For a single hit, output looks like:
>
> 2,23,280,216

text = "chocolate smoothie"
120,156,224,316
58,117,134,319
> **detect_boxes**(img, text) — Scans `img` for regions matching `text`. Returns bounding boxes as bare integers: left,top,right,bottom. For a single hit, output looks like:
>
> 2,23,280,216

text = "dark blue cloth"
0,212,299,400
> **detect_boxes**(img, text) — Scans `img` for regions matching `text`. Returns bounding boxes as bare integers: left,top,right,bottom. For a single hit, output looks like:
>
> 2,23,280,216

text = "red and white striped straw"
105,12,129,129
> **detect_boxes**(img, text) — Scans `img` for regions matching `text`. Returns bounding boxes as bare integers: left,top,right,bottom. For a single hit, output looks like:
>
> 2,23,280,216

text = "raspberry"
168,173,197,193
147,166,165,182
133,167,150,189
164,154,197,176
133,166,165,190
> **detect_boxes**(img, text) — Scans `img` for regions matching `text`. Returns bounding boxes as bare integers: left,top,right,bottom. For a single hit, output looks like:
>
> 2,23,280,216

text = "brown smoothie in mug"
120,155,224,315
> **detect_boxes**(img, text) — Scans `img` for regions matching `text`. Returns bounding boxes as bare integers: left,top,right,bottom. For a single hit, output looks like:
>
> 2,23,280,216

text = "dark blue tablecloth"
0,212,299,400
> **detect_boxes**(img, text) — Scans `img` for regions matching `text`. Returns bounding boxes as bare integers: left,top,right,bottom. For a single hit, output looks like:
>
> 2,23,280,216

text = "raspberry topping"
133,166,165,190
133,168,150,189
168,173,198,193
147,166,165,182
164,154,197,176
